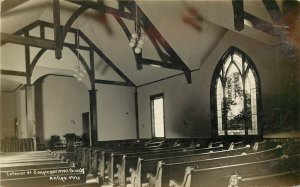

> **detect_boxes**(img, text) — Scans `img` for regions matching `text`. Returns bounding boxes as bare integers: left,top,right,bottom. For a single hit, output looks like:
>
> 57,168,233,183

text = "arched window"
211,46,261,136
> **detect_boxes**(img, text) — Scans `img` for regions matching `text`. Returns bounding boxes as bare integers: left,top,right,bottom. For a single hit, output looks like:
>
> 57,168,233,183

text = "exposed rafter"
1,32,56,49
232,0,284,38
140,9,191,83
262,0,282,23
78,30,136,86
232,0,244,31
68,47,92,78
61,5,89,42
29,48,47,76
53,0,62,59
0,69,27,77
244,12,277,36
1,20,135,87
65,0,192,83
0,32,91,50
95,79,134,87
121,1,192,84
66,0,134,20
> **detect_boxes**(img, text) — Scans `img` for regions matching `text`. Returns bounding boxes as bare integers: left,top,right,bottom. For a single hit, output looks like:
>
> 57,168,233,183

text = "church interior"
0,0,300,186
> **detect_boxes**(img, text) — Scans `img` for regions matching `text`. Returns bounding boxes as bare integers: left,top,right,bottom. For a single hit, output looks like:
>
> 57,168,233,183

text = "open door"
82,112,90,146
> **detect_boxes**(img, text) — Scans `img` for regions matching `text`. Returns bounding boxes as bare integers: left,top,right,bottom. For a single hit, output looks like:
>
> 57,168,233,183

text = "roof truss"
1,20,135,87
66,0,192,83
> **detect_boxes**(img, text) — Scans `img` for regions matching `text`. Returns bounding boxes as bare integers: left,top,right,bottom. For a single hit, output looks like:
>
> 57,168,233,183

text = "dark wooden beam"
90,50,96,88
244,12,277,36
66,0,134,20
38,20,78,35
262,0,282,23
113,15,131,40
53,0,62,59
0,69,26,76
24,31,31,84
68,46,92,78
232,0,244,31
61,5,89,42
29,48,47,76
0,21,40,46
142,58,182,70
79,30,135,86
1,0,28,15
40,25,45,39
1,32,56,49
142,24,173,63
2,32,91,50
113,14,143,71
137,5,192,83
63,42,91,50
95,79,134,86
135,3,143,70
137,68,199,88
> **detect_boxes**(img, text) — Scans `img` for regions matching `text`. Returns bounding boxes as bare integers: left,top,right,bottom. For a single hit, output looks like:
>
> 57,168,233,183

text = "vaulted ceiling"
1,0,299,91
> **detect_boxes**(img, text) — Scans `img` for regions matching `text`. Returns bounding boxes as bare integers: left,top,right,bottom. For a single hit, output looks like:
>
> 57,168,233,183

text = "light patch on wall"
152,97,165,137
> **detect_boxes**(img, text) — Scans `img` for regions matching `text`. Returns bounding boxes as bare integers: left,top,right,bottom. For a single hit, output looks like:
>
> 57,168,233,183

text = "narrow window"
150,93,165,138
211,46,261,136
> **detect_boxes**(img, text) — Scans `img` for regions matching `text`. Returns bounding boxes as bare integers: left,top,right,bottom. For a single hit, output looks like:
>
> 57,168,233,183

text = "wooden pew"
79,143,179,174
90,142,203,178
108,145,225,186
169,153,300,187
145,145,282,187
80,138,208,174
78,141,178,171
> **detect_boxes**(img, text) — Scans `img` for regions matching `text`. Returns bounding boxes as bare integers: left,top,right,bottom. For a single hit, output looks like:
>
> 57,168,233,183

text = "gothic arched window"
211,46,261,136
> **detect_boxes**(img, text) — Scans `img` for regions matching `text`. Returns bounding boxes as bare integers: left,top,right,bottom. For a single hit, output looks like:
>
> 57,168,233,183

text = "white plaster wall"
0,92,16,139
96,84,136,141
35,75,89,144
34,75,137,144
15,89,28,138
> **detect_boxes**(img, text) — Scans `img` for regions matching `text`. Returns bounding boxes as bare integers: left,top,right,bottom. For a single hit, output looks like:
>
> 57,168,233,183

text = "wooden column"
24,31,36,139
89,50,98,145
25,84,36,138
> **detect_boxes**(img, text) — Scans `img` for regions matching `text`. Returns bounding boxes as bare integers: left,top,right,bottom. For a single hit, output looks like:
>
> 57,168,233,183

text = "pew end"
169,167,194,187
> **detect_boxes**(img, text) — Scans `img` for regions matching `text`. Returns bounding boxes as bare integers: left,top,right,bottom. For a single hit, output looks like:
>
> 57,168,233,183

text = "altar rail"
1,138,36,152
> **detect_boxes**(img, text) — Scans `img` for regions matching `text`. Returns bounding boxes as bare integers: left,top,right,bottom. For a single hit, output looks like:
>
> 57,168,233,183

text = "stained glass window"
212,47,260,136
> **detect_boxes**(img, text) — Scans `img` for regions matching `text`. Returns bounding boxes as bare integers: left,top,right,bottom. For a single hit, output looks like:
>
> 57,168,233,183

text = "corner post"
89,50,98,145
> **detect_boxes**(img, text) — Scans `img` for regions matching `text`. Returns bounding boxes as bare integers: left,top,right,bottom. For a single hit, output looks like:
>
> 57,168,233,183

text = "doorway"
82,112,90,146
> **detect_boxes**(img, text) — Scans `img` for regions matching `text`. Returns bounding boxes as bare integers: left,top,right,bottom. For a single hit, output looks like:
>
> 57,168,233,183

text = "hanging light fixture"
129,0,145,54
73,7,85,82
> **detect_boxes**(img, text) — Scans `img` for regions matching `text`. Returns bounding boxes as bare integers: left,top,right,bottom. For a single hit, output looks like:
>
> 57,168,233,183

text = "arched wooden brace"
62,5,134,85
114,14,171,64
78,30,135,86
113,14,143,70
29,48,47,76
67,46,92,81
61,5,89,42
29,47,92,85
